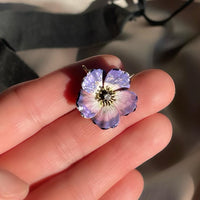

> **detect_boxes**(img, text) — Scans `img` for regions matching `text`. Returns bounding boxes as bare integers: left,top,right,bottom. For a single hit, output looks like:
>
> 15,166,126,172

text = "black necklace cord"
134,0,194,25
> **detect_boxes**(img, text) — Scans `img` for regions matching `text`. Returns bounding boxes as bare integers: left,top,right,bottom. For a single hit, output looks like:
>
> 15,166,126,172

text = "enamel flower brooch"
76,65,138,129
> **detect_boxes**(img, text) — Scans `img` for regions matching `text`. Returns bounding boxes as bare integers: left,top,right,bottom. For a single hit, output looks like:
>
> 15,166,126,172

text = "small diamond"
104,94,111,101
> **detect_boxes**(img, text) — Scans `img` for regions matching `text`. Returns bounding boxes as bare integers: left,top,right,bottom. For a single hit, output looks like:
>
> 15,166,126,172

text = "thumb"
0,169,29,200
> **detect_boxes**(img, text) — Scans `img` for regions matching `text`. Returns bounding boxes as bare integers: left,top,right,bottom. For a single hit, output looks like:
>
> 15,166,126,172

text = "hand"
0,55,175,200
0,169,28,200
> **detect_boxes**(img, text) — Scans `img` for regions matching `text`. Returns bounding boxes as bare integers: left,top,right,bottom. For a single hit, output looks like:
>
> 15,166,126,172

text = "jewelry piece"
76,65,138,129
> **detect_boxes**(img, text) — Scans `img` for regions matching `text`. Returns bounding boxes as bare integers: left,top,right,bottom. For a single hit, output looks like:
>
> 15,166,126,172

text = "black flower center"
96,86,116,106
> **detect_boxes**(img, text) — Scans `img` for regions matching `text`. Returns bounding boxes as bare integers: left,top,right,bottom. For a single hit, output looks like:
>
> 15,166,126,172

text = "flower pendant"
76,66,138,129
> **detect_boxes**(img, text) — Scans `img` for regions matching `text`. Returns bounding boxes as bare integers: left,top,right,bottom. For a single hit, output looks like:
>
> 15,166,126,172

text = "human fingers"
0,69,175,183
0,169,29,200
99,170,144,200
25,113,172,200
0,55,122,154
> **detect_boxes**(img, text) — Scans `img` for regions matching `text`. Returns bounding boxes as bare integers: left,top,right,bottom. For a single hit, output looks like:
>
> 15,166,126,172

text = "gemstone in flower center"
104,93,112,101
96,87,116,106
99,90,111,101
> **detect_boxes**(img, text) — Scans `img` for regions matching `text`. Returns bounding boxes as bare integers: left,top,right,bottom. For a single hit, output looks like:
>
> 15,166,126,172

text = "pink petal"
77,90,101,118
92,105,120,129
114,90,137,116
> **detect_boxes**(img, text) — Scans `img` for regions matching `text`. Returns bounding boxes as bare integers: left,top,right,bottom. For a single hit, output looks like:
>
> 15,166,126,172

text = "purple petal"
114,90,137,116
92,105,120,129
104,69,130,91
82,69,103,93
77,90,101,118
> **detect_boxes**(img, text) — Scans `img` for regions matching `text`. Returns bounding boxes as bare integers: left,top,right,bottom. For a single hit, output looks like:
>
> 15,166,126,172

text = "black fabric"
0,3,132,51
0,3,133,92
0,39,38,92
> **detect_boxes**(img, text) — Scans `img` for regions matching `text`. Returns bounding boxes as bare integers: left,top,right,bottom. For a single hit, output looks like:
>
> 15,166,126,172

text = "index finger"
0,55,123,154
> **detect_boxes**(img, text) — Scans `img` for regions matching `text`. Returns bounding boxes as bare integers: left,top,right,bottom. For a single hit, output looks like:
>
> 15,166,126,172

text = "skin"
0,169,29,200
0,55,175,200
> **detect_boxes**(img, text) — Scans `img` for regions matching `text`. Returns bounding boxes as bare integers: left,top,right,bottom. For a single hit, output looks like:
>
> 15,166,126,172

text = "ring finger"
25,113,172,200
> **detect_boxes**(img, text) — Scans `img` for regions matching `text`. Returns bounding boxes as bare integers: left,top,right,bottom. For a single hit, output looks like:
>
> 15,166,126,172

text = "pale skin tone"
0,55,175,200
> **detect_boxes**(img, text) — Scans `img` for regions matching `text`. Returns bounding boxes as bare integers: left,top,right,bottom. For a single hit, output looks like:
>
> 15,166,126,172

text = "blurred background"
0,0,200,199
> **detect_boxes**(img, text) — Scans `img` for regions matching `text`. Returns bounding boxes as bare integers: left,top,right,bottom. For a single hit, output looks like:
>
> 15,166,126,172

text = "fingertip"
124,112,173,167
154,69,175,104
0,169,29,200
129,170,144,199
76,54,124,71
101,54,124,70
100,170,144,200
142,113,173,154
132,69,175,114
154,112,173,150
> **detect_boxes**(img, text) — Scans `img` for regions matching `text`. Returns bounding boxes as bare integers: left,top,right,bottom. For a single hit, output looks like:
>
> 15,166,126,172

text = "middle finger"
0,69,174,184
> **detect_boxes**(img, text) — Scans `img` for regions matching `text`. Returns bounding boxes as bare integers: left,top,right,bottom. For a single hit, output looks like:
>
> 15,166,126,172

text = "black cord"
136,0,194,26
